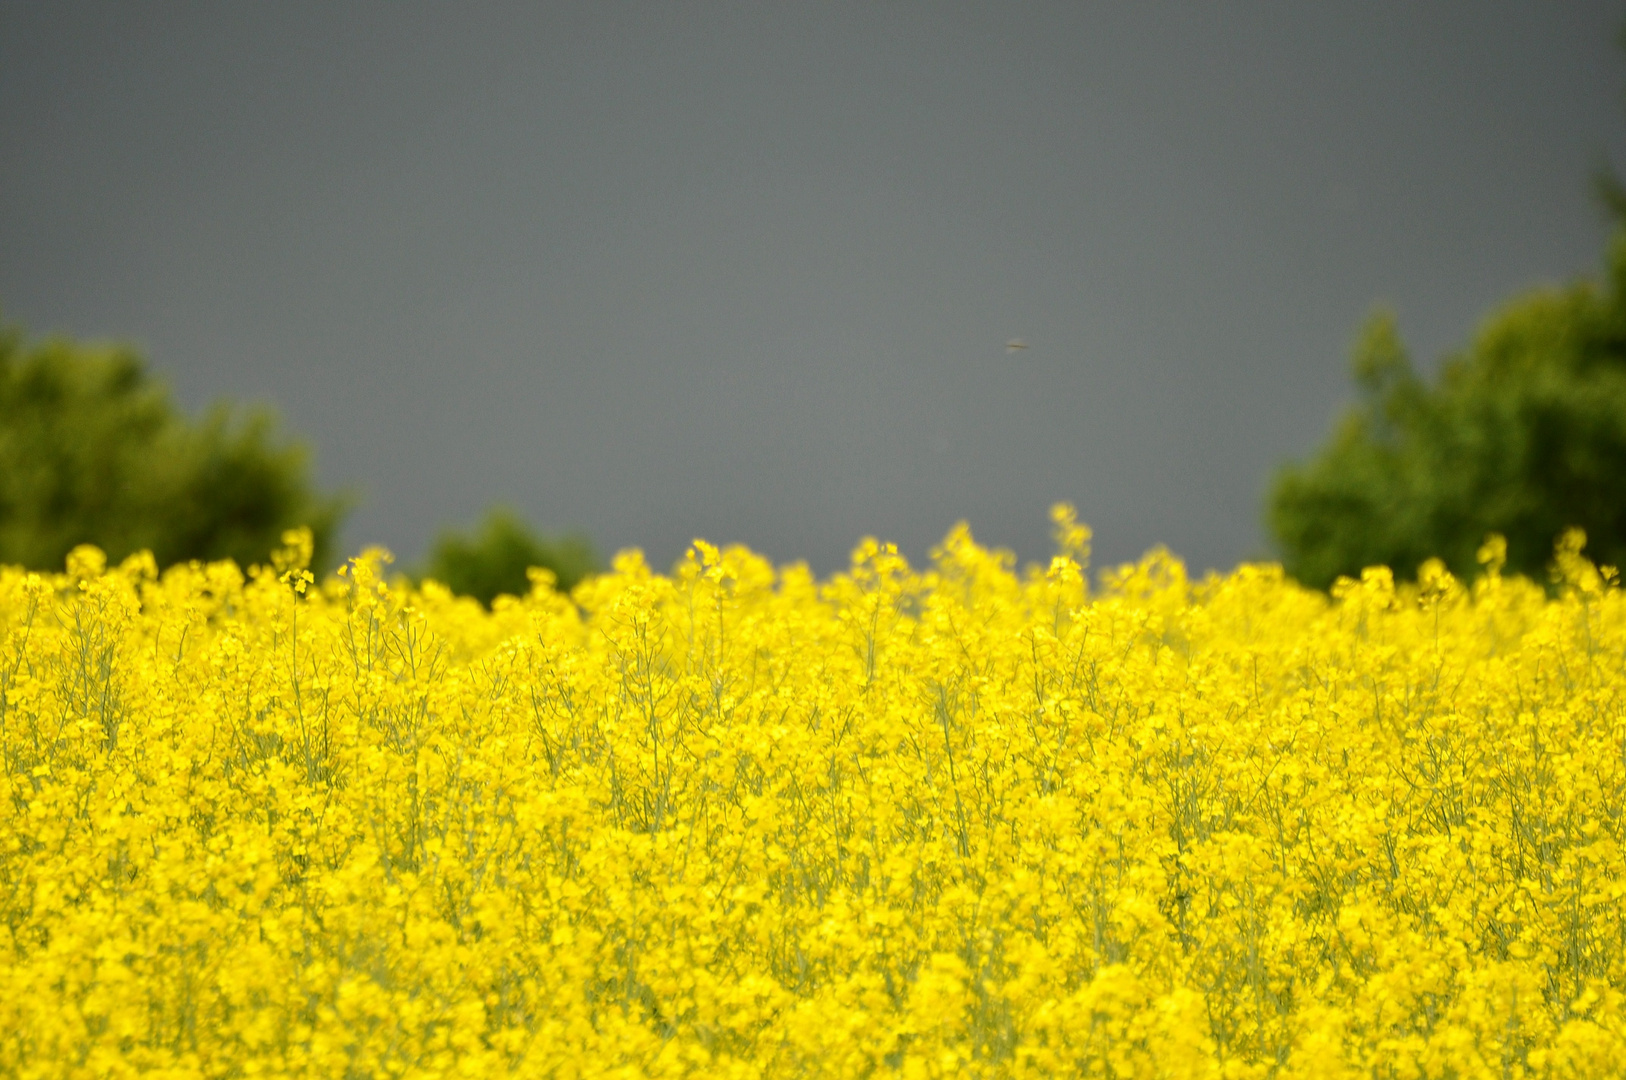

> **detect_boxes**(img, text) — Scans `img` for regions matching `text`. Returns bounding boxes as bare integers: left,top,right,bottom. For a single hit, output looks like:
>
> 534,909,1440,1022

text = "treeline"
1269,226,1626,588
11,205,1626,600
9,127,1626,593
0,322,597,605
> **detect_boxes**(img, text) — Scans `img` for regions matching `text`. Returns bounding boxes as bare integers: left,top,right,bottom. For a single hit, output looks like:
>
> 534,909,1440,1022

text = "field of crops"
3,509,1626,1077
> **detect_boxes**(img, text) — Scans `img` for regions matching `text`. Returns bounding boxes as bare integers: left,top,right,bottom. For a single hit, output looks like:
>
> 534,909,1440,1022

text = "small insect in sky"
1005,338,1029,354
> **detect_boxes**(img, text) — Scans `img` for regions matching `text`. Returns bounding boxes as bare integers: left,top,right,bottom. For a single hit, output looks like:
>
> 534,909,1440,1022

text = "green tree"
419,507,599,604
0,320,348,572
1268,232,1626,589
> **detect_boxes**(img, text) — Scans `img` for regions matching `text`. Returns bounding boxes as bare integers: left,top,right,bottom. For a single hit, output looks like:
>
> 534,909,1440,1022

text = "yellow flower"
3,519,1626,1075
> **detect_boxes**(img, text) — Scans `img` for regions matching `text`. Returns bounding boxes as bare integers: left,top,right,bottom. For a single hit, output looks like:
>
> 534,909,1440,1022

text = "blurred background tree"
1268,229,1626,589
418,506,599,604
0,320,349,572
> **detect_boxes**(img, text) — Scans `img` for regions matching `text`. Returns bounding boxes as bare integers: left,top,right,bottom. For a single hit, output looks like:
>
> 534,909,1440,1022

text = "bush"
1268,232,1626,588
419,506,599,603
0,320,348,572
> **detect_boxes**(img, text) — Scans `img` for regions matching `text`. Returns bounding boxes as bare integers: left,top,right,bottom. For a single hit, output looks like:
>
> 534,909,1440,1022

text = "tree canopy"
419,507,599,605
0,321,348,572
1268,231,1626,589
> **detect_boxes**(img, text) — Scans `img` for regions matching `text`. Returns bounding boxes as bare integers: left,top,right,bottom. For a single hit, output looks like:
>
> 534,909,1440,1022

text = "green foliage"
0,321,348,572
1269,232,1626,588
420,507,599,604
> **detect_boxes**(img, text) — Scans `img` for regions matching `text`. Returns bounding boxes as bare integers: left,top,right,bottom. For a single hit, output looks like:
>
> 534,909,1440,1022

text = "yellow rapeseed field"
4,508,1626,1078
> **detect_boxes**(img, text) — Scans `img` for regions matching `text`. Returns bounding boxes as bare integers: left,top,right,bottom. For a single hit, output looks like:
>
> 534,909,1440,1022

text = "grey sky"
2,3,1622,576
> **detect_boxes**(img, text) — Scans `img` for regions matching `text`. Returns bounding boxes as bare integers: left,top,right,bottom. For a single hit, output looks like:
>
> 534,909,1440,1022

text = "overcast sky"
3,3,1623,576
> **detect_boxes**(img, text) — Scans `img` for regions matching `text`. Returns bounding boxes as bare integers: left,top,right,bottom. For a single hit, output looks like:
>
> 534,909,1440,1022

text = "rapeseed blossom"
3,511,1626,1077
